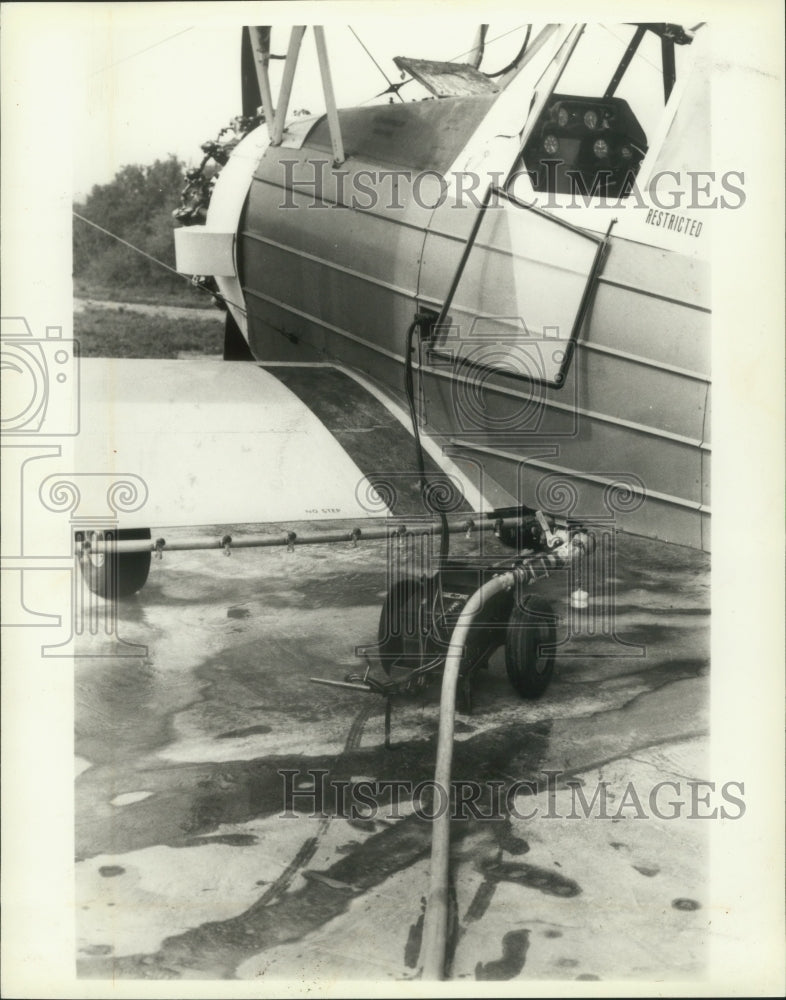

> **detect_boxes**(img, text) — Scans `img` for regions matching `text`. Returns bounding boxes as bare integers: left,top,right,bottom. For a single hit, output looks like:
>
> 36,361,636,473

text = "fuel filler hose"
418,532,589,979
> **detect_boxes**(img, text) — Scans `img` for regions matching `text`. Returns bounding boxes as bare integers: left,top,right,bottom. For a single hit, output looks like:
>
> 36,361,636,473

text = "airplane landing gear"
77,528,152,599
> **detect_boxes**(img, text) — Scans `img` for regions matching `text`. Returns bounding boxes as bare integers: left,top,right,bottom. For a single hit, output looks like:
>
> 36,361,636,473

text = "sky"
69,9,532,199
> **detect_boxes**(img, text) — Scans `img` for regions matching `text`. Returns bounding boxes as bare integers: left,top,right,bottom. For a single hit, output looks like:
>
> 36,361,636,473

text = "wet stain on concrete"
632,864,660,877
75,528,710,980
583,658,707,694
493,823,529,856
478,858,581,898
256,835,322,908
556,956,578,967
77,675,708,864
215,724,272,740
234,566,393,613
75,658,186,765
98,865,125,878
182,834,258,848
576,972,601,980
543,929,563,938
347,817,376,833
227,606,250,619
404,907,424,969
79,812,444,979
672,897,701,911
464,879,497,923
610,603,709,618
76,719,553,859
559,658,708,700
404,880,462,978
475,929,530,980
336,840,362,855
445,879,461,974
594,623,699,650
301,870,360,894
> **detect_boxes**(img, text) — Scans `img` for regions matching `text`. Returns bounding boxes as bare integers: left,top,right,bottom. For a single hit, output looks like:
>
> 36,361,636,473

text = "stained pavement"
75,527,710,982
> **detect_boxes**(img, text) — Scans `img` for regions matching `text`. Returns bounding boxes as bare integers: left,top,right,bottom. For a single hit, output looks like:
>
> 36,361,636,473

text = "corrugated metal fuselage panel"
240,107,710,551
241,141,429,387
416,198,710,549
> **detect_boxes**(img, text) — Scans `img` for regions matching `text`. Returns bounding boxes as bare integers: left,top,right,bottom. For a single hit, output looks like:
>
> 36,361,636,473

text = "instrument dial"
583,109,599,130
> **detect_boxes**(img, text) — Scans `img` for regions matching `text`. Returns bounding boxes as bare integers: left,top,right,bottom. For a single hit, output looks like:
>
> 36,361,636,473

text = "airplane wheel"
377,578,426,675
79,528,152,599
504,594,557,698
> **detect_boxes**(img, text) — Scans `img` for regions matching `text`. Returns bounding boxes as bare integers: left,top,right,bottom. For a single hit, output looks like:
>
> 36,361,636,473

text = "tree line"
73,156,190,297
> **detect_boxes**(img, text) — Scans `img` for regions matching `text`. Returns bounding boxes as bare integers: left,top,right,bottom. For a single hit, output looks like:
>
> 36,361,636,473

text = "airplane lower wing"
70,358,488,532
73,358,386,529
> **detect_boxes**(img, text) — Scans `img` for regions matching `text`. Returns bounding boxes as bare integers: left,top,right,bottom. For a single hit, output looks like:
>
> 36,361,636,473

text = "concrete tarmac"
75,526,710,983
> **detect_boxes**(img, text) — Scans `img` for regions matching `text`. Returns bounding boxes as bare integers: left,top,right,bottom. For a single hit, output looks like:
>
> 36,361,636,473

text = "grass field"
74,277,214,309
74,303,224,359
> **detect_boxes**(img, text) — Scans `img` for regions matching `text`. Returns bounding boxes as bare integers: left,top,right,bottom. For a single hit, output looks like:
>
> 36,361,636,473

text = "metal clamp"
286,531,297,553
154,537,167,560
220,534,232,557
350,527,361,548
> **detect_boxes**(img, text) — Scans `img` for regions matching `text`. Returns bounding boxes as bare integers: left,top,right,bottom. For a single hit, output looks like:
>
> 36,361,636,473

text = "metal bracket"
535,510,560,549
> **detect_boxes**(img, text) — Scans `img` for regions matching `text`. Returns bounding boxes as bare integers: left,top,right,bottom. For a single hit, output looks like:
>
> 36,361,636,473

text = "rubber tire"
80,528,152,600
377,578,425,675
504,594,557,699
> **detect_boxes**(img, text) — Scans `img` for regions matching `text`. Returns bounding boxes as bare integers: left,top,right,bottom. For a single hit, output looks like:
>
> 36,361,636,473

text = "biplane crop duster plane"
63,20,715,978
75,21,710,589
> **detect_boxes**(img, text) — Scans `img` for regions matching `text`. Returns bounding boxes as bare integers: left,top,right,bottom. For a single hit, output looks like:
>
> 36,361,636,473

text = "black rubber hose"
405,317,450,559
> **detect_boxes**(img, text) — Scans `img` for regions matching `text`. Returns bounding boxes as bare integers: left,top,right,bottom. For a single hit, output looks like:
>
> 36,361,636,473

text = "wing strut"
314,26,345,163
247,25,345,163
